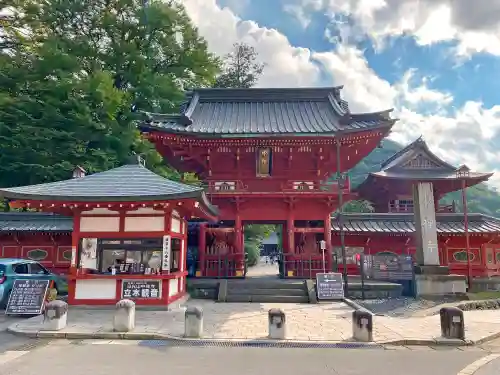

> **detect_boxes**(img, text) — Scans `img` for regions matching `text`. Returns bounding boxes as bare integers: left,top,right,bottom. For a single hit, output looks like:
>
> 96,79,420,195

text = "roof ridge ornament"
72,166,86,179
127,153,146,167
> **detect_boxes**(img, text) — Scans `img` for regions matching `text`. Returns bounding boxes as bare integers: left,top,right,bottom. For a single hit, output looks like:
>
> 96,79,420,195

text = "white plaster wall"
80,216,120,232
124,216,164,232
169,278,178,297
81,208,118,215
75,279,117,300
171,216,181,233
130,207,158,215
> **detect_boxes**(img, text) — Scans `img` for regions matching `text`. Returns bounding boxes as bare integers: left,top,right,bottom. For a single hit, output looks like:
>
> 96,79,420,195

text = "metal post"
360,253,366,300
322,249,326,273
462,179,472,289
336,139,348,296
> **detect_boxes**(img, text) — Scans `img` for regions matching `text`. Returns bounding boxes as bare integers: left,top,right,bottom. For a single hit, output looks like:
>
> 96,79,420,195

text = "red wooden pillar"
324,213,332,272
198,223,207,276
287,215,295,276
67,211,80,305
235,215,243,276
287,217,295,254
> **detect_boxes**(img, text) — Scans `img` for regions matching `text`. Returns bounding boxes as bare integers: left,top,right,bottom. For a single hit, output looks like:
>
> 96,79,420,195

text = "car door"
28,262,52,282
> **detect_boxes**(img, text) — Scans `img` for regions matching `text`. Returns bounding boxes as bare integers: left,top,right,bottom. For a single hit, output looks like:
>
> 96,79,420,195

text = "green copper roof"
139,87,396,136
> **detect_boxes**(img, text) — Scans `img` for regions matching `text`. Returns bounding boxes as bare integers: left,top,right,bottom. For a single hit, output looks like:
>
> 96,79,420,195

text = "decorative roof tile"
140,87,396,136
331,213,500,234
0,213,72,232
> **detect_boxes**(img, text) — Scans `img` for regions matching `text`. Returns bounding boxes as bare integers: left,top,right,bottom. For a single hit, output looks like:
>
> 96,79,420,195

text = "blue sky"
217,0,500,109
185,0,500,187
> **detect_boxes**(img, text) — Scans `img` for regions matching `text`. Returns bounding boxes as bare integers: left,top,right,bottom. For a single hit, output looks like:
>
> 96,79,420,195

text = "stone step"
227,288,306,296
225,295,310,303
227,281,305,290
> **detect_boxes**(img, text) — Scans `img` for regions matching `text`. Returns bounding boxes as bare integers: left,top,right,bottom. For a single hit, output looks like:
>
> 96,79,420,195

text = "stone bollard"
184,306,203,338
352,309,373,342
43,300,68,331
113,299,135,332
440,307,465,340
268,308,286,340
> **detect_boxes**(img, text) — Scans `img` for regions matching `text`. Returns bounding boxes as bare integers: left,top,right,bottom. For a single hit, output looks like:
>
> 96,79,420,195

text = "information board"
5,279,50,315
368,255,414,281
121,280,162,299
316,272,344,300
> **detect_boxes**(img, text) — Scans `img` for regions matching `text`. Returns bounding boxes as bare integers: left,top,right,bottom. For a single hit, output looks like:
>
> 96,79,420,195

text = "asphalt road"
0,340,492,375
0,312,36,353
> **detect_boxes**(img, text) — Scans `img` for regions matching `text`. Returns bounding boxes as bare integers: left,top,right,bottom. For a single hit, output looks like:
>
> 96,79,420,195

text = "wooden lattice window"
297,182,309,190
219,182,232,191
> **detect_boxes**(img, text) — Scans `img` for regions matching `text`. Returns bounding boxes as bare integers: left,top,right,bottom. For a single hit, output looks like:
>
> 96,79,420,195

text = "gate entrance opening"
244,223,280,279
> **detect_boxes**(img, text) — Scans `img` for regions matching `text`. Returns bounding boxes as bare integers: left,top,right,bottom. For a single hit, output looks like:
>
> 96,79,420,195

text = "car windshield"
0,265,5,274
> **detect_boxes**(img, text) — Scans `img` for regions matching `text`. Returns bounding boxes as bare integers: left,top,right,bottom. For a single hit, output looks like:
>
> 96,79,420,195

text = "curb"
342,298,375,315
8,325,491,347
5,326,379,348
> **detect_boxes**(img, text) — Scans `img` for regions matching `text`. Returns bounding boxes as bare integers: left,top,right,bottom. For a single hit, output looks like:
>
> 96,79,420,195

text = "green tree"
243,224,275,267
0,0,219,187
343,200,374,213
214,43,264,88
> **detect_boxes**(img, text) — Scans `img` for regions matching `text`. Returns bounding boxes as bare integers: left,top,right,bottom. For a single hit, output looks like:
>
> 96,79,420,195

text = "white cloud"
182,0,500,187
283,4,312,28
296,0,500,57
182,0,321,88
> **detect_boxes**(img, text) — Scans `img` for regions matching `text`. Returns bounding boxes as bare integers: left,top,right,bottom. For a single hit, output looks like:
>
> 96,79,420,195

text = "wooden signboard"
316,272,344,300
5,279,50,315
162,235,171,273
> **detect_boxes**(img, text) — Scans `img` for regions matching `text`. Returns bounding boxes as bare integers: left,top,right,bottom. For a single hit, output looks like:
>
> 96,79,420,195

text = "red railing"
206,177,351,194
388,201,457,213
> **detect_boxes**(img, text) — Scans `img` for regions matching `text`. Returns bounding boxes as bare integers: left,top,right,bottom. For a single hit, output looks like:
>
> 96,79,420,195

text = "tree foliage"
214,43,264,88
0,0,219,187
343,200,374,213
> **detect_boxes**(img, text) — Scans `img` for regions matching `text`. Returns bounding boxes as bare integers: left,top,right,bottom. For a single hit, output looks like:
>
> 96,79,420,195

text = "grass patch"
467,291,500,300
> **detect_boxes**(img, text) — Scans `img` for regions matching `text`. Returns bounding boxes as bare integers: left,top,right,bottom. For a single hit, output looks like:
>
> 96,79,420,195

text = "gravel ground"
356,297,461,317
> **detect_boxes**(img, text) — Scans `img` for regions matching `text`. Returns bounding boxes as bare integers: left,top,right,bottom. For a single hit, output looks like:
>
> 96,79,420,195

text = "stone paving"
7,300,500,345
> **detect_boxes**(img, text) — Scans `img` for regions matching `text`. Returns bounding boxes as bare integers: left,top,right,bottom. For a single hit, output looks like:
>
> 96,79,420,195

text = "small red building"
140,87,397,277
0,212,72,274
336,137,500,278
0,157,217,306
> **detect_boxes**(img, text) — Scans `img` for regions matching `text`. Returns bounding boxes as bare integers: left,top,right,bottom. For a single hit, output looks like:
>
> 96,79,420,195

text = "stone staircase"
221,279,312,303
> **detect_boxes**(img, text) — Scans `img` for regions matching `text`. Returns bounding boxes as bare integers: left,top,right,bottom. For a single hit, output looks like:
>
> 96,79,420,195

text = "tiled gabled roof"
0,212,72,232
140,87,396,136
331,213,500,234
0,159,219,217
355,138,493,201
0,164,205,202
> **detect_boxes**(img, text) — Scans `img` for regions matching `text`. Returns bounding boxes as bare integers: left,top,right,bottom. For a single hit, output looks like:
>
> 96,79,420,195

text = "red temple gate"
140,87,396,278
